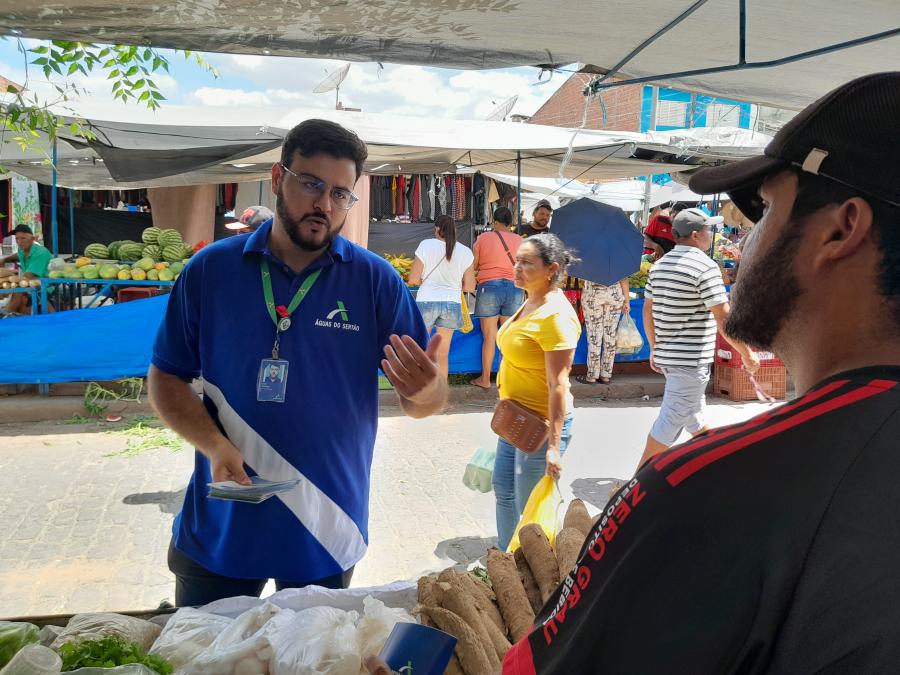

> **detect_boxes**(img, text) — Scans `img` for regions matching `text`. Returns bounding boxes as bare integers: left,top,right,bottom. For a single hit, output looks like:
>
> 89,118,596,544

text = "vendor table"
40,278,174,312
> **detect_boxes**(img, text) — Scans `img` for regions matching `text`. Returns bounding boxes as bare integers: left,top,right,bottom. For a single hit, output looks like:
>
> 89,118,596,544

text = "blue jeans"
493,413,574,550
474,279,524,318
416,300,462,331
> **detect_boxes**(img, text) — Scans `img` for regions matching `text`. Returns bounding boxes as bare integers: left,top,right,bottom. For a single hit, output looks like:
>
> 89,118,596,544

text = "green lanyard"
260,258,321,358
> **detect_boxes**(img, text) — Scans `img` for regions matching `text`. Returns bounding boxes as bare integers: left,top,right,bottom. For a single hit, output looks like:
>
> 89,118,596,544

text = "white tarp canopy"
0,101,771,189
2,1,897,109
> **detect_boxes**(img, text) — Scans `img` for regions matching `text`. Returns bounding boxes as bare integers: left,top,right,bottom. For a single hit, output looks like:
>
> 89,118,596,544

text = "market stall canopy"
0,105,770,188
1,1,897,109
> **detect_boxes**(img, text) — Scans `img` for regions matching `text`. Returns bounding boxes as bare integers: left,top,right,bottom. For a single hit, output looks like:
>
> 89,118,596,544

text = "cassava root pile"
415,499,592,674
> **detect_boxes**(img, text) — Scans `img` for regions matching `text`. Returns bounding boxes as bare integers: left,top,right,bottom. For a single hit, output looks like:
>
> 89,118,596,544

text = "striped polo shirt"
644,245,727,368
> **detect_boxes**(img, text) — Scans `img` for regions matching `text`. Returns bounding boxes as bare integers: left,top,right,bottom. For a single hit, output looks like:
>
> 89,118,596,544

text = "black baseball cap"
689,72,900,222
10,225,34,236
533,199,553,213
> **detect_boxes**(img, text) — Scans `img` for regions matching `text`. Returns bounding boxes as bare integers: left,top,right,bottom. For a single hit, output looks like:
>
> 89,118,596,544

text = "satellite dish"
485,95,518,121
313,63,351,108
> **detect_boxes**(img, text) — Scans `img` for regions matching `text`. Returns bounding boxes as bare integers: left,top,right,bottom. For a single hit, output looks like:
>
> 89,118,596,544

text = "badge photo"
257,358,289,402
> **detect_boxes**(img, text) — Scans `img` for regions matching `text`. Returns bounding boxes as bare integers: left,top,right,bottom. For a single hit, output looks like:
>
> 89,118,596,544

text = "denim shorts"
650,364,711,446
474,279,524,318
416,301,462,331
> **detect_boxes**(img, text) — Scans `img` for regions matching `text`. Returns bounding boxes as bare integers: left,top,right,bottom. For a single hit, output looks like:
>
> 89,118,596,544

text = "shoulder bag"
491,398,550,454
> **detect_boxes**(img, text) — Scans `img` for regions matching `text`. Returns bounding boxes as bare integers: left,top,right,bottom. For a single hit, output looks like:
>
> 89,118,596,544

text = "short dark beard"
725,219,805,349
275,185,345,252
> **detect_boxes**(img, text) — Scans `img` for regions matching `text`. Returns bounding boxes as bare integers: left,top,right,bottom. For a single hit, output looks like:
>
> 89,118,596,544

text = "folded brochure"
208,476,300,504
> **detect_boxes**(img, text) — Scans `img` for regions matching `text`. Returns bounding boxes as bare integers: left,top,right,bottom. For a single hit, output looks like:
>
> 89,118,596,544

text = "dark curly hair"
280,119,368,179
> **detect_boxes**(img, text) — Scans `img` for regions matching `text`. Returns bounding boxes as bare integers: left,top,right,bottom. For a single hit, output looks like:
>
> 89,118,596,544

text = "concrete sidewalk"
0,374,668,423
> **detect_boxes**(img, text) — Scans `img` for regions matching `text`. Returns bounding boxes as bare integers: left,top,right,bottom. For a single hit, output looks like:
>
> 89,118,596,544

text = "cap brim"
689,154,787,223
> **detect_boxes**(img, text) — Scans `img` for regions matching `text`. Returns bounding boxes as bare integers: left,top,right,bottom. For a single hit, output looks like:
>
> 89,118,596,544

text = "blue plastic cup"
379,622,458,675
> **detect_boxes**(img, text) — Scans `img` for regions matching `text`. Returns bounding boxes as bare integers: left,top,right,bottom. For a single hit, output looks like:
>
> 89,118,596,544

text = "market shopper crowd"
364,72,900,674
139,72,900,674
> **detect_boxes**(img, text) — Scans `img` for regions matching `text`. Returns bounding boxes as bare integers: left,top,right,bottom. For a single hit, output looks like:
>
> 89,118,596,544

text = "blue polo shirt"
152,221,428,581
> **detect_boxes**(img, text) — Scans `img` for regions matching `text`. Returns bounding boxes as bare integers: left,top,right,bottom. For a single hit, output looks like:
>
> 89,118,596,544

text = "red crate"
117,287,159,303
714,365,788,402
714,334,784,369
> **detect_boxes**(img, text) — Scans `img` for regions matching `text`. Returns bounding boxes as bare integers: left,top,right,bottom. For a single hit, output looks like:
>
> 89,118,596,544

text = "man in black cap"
519,198,553,237
487,72,900,674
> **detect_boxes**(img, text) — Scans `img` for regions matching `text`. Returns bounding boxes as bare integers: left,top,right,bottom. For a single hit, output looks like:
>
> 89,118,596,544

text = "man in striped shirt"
638,208,759,467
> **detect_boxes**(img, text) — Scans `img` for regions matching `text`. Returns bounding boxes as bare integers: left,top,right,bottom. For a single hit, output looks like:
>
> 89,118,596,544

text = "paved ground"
0,396,770,618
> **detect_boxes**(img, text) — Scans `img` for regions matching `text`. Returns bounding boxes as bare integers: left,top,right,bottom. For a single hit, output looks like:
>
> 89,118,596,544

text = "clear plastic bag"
462,447,495,493
0,643,60,675
0,622,40,669
50,614,160,653
186,602,281,675
149,608,232,670
269,606,360,675
616,314,645,354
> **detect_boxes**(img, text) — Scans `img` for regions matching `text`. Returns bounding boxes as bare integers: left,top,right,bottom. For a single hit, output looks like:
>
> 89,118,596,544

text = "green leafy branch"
0,36,218,163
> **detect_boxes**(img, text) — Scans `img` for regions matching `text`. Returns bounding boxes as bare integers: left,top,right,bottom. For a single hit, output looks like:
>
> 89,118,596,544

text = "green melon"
147,269,160,281
162,244,185,262
142,226,161,244
118,243,144,261
84,243,109,259
65,269,84,279
157,228,183,248
48,270,64,279
81,265,99,280
168,262,184,275
158,269,175,282
142,244,161,260
99,264,118,280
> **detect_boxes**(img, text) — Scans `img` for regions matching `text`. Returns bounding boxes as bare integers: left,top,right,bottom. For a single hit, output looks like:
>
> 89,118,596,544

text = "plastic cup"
379,622,457,675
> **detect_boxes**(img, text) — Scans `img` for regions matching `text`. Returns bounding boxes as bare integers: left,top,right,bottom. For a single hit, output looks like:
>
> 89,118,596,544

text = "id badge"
257,359,289,402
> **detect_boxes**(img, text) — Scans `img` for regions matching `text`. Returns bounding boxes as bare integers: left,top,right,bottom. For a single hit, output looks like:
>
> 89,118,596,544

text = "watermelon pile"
78,226,204,283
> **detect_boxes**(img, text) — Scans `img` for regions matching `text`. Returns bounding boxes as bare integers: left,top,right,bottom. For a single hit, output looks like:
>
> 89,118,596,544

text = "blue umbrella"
547,198,644,285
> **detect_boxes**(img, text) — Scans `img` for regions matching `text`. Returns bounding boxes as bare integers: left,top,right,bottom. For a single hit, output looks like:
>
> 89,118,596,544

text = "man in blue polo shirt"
148,119,447,606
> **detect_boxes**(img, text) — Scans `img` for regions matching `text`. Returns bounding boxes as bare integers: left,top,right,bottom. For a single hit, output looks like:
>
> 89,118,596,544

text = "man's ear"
271,162,282,194
810,197,874,270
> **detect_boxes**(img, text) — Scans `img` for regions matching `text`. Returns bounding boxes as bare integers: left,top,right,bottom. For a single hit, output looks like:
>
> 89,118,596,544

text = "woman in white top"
408,215,476,378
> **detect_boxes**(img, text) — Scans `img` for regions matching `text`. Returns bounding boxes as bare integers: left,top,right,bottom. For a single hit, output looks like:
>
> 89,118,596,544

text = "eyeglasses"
279,164,359,210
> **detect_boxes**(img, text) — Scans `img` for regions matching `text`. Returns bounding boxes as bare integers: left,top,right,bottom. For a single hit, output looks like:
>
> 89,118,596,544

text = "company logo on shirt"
315,300,359,332
326,301,349,322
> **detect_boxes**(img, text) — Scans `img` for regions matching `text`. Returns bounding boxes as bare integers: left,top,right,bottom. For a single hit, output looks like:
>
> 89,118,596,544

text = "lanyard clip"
272,334,280,360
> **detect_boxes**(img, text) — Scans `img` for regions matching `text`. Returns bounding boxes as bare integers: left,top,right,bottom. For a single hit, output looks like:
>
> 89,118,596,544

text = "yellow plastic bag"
460,292,474,333
506,475,562,553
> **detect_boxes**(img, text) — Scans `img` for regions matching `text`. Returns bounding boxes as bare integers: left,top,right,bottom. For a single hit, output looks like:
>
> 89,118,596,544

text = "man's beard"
275,187,345,252
725,219,805,350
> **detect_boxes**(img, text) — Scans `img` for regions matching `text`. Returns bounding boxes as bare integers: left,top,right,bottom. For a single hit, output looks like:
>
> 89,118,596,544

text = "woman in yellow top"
492,233,582,550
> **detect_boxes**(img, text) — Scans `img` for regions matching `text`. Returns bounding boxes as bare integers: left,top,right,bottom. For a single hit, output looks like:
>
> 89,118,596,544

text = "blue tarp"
448,299,650,373
0,295,168,384
0,295,649,385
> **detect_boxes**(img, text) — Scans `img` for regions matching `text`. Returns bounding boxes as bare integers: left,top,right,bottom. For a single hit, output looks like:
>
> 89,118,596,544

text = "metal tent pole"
640,87,659,229
51,139,58,256
516,151,522,230
68,188,75,255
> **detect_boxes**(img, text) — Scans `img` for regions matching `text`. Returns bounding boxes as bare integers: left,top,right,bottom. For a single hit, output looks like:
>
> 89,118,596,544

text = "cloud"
201,52,568,121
